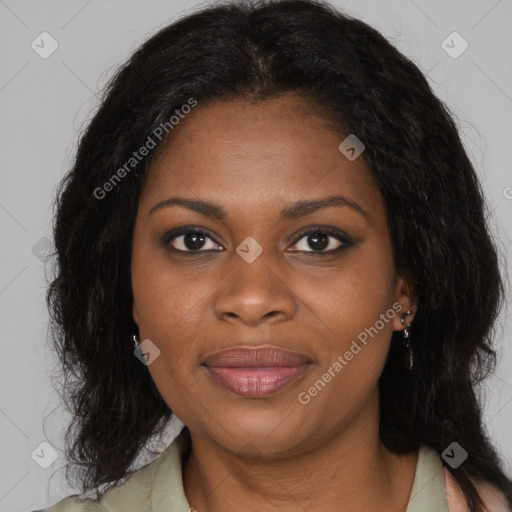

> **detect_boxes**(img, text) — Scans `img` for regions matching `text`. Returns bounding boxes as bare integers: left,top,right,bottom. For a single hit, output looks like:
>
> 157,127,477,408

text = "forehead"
140,95,382,222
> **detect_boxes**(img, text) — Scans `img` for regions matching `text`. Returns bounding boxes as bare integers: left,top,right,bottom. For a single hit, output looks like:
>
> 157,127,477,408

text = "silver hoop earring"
400,310,413,370
133,334,140,349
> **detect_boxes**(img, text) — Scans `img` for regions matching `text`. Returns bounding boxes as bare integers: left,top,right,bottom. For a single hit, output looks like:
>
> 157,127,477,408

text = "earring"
133,334,140,349
400,310,413,370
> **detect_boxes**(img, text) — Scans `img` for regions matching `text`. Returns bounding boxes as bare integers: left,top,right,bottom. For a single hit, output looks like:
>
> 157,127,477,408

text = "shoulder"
443,467,510,512
32,430,188,512
32,450,163,512
30,494,105,511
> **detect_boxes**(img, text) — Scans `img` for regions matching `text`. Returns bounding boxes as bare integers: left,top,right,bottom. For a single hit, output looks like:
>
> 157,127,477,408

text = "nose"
213,254,297,327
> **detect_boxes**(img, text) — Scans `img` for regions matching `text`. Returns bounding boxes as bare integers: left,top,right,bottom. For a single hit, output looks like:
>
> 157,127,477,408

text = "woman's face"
131,94,414,456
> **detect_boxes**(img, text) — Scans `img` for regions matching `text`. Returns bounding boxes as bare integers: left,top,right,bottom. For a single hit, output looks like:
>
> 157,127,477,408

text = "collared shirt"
34,431,508,512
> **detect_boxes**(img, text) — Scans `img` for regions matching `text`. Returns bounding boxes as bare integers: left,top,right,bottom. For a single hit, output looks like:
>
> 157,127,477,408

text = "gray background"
0,0,511,510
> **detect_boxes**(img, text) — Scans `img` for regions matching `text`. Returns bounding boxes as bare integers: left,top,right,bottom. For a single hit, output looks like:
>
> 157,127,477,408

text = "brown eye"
288,227,351,253
164,228,223,253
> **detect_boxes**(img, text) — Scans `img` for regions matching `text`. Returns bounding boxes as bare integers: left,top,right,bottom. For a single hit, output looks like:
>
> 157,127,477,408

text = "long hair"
47,1,512,509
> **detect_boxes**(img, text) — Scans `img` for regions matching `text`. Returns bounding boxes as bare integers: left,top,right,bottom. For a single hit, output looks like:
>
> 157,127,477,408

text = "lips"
202,346,312,398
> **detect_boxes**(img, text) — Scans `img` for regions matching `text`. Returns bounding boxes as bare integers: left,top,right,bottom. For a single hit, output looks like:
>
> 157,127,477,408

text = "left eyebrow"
148,194,370,221
279,195,370,221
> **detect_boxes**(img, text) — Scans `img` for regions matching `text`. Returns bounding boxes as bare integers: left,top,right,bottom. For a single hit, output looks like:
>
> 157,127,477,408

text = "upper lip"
203,345,312,367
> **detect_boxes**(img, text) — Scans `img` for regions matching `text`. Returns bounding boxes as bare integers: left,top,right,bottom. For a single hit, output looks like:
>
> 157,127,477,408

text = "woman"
36,0,512,510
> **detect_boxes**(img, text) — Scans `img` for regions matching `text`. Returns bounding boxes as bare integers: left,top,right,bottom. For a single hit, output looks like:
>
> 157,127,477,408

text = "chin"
191,404,319,457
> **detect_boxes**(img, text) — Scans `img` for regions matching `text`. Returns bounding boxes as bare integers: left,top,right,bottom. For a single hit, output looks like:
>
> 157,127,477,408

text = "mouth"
202,346,313,398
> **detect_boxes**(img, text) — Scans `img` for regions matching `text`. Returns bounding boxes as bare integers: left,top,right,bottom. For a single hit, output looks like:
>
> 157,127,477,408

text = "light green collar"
406,444,449,512
98,433,448,512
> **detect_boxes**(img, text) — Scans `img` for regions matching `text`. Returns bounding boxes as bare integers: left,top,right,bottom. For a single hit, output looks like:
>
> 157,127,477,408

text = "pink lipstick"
203,346,312,398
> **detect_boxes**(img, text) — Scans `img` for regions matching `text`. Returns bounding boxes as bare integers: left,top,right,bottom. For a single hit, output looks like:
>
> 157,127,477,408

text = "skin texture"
131,94,418,512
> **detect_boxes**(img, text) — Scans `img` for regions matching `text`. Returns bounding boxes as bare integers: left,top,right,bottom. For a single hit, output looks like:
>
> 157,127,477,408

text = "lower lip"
205,365,311,398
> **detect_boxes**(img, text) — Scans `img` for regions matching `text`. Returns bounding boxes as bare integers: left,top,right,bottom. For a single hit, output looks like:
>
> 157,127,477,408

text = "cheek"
133,278,208,365
305,255,395,344
296,309,394,430
295,249,396,401
131,235,209,339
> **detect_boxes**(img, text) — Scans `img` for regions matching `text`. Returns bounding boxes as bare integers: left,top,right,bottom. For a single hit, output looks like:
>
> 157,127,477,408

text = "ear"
392,275,416,332
132,301,139,325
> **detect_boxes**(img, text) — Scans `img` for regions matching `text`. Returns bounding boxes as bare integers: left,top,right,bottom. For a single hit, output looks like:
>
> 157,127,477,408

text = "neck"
182,392,417,512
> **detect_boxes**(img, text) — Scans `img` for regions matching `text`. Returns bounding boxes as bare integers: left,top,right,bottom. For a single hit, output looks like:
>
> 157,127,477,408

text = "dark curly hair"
46,0,512,510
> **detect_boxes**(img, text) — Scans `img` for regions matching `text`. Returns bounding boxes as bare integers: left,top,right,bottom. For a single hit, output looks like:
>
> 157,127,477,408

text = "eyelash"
162,225,352,255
